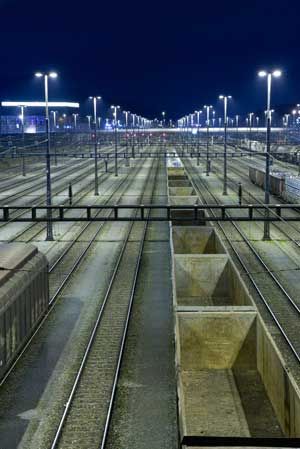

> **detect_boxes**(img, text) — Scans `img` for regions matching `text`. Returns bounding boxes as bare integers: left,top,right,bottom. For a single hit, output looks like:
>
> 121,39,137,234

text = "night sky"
0,0,300,119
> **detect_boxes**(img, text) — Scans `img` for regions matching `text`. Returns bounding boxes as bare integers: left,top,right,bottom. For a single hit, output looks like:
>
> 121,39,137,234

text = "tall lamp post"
219,95,232,195
89,96,101,195
248,112,254,150
35,71,57,241
111,105,120,176
256,116,259,132
87,115,92,130
258,69,282,240
204,105,213,176
19,105,26,176
73,113,78,132
235,115,239,141
123,110,130,153
51,110,58,165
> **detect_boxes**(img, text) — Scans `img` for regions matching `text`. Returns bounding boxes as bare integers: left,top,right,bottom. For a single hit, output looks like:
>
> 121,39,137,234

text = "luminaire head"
258,69,282,78
35,72,57,78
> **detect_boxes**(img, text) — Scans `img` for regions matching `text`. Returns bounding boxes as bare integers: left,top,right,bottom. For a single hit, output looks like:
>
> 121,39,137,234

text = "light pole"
111,105,120,176
204,105,213,176
219,95,232,195
123,110,130,153
19,105,26,176
258,69,282,240
162,111,166,127
235,115,239,136
248,112,254,150
35,71,57,241
195,110,202,156
51,110,58,166
73,113,78,132
89,96,101,195
87,115,92,130
256,116,259,132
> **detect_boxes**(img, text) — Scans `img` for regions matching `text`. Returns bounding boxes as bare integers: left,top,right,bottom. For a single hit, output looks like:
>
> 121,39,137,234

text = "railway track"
47,158,159,449
184,159,300,365
0,155,153,388
7,155,127,243
0,147,127,240
209,156,300,243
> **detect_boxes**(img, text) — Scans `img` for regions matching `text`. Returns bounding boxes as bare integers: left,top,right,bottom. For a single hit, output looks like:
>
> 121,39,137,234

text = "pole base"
262,234,271,241
263,220,271,240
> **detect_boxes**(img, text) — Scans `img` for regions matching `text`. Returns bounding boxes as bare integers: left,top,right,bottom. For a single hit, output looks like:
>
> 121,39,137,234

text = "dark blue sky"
0,0,299,119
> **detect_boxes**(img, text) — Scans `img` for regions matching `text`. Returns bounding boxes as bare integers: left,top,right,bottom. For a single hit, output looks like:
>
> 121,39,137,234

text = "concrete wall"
257,318,300,437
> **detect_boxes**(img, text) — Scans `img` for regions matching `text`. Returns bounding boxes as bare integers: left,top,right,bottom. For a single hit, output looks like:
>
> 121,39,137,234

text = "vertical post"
45,75,53,241
20,106,26,176
114,107,118,177
249,113,253,151
52,111,58,166
263,74,272,240
93,97,99,195
223,97,228,195
206,107,210,176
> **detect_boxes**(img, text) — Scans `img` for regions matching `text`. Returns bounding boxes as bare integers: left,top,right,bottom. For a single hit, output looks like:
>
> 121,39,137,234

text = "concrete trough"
174,254,251,307
167,167,186,178
172,226,225,254
168,180,192,187
169,196,199,206
169,186,196,196
176,310,300,440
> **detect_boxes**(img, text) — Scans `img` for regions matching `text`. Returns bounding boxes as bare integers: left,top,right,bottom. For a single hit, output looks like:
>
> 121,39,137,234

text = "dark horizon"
0,0,300,119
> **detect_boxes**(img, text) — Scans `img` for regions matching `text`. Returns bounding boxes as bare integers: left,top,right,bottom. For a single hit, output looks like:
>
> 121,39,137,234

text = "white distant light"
35,72,43,78
258,70,267,77
273,70,282,78
97,96,101,100
49,72,58,78
228,96,232,99
1,101,79,108
219,95,224,99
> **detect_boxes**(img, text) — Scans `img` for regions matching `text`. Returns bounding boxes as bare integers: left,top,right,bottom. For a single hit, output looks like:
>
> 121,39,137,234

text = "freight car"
0,243,49,381
283,176,300,203
249,165,286,197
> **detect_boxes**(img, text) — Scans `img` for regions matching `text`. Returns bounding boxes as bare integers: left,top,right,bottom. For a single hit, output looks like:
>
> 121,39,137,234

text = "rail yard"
1,128,300,449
